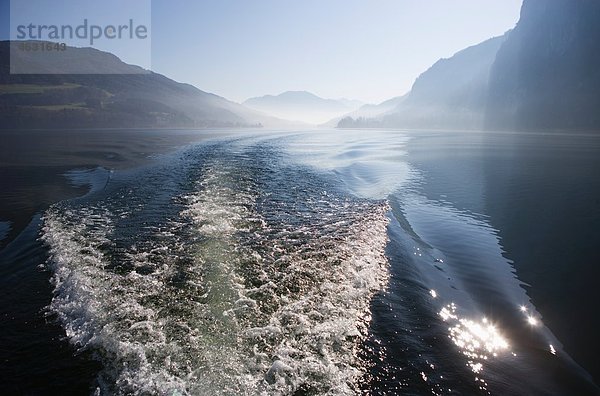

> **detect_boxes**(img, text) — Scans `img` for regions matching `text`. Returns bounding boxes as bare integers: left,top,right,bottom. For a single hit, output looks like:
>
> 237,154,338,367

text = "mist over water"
1,130,598,395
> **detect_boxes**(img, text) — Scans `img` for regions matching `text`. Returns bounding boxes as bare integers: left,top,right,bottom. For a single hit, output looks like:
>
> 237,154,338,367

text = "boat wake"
42,140,390,395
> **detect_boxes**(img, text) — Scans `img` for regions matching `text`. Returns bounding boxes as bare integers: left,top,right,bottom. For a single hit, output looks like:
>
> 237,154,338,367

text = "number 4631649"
18,42,67,51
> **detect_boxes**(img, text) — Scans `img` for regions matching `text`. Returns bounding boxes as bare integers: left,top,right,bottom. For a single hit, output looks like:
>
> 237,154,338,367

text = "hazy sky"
2,0,523,104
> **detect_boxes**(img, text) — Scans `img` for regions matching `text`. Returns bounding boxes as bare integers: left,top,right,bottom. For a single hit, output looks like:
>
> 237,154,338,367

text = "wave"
0,220,11,242
63,167,113,196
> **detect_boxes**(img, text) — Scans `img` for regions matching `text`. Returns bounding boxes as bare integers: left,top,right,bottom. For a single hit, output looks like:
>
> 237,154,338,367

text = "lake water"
1,129,599,395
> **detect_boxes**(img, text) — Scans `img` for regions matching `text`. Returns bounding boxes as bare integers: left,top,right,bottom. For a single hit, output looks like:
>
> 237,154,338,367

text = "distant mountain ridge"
0,41,288,129
244,91,363,124
326,95,407,127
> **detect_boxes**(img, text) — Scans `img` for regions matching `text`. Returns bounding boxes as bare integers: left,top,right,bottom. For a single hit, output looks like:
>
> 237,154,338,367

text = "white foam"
42,151,391,395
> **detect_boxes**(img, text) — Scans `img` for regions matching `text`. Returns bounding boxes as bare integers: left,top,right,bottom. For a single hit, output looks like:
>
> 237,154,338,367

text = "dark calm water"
1,130,599,395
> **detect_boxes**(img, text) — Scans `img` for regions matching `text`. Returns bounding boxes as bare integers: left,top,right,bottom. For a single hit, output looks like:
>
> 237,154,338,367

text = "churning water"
2,130,599,395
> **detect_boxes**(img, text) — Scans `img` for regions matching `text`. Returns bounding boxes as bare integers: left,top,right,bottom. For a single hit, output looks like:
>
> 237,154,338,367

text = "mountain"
485,0,600,131
243,91,362,124
338,36,506,130
325,95,406,127
0,41,287,129
340,0,600,133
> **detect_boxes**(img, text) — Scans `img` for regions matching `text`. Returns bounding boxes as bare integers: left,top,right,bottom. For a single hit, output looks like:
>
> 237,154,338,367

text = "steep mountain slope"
486,0,600,131
340,0,600,133
338,36,506,130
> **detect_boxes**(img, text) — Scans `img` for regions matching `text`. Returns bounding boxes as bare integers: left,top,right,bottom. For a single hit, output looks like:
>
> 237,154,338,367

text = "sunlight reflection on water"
439,303,511,392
